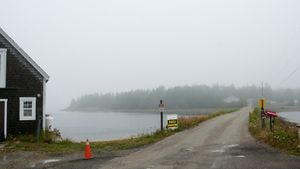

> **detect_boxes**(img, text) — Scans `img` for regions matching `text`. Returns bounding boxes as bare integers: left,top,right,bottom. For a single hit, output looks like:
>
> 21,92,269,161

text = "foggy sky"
0,0,300,111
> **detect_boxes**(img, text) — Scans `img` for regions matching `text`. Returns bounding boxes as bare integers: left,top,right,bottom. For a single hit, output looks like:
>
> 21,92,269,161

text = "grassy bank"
1,109,237,154
249,108,300,155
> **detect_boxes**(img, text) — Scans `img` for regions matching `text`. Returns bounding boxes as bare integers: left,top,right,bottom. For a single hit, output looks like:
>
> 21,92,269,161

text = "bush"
40,128,62,143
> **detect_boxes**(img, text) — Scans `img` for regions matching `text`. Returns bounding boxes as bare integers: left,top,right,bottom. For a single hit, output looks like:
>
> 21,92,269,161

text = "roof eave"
0,27,50,82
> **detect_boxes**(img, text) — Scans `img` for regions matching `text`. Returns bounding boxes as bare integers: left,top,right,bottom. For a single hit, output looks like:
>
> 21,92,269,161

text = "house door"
0,100,6,141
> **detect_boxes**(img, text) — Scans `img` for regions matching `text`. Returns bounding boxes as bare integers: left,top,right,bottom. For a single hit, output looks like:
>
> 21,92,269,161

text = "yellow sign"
259,99,266,109
167,120,178,128
167,114,178,129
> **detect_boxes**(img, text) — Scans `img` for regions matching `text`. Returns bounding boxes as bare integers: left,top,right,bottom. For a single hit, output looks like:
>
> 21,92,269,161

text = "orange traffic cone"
84,139,92,160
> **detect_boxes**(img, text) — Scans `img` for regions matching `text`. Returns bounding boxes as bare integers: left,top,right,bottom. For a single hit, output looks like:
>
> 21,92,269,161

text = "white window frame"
0,48,7,88
19,97,36,121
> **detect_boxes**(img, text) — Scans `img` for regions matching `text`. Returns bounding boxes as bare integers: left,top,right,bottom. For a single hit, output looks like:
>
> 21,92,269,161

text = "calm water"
52,111,170,142
279,111,300,124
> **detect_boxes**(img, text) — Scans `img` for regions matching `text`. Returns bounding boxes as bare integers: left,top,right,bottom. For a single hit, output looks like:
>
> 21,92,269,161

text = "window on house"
0,49,7,88
20,97,36,120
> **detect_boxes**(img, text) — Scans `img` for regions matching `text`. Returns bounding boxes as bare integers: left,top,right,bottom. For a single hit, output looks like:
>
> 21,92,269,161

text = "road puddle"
43,159,61,164
211,149,225,153
225,144,239,148
234,155,245,158
185,147,194,152
211,144,239,153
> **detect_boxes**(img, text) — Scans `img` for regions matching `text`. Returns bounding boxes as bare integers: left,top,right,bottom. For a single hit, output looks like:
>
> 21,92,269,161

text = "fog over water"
279,111,300,124
52,110,164,141
0,0,300,111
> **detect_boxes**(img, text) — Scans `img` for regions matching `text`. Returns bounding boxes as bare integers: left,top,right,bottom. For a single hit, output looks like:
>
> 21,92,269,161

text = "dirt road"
95,107,299,169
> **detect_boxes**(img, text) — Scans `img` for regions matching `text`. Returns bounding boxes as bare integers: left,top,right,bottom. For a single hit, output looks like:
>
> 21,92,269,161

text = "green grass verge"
1,109,237,154
249,108,300,155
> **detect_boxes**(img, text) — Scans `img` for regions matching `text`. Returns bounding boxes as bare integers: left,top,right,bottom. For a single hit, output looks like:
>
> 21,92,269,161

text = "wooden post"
261,108,265,128
159,100,164,131
36,115,42,143
269,116,272,131
297,125,300,141
272,117,275,132
160,111,163,131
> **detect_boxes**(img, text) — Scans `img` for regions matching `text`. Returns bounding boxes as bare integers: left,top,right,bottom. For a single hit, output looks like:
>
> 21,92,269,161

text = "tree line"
66,84,300,111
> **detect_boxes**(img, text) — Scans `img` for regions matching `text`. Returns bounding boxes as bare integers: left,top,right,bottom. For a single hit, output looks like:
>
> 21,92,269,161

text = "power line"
271,27,300,83
276,54,299,75
278,64,300,87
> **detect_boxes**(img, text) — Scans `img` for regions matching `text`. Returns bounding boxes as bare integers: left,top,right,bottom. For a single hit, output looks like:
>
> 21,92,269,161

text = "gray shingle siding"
0,33,44,136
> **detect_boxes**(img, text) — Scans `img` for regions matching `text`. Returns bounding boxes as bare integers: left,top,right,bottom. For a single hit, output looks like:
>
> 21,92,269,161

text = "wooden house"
0,27,49,140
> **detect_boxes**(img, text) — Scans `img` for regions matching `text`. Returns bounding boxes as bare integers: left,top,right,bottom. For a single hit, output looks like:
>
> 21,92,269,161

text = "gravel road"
95,107,300,169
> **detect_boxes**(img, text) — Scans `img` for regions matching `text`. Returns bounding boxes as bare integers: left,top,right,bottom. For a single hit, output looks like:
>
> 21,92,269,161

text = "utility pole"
261,81,265,128
261,81,264,99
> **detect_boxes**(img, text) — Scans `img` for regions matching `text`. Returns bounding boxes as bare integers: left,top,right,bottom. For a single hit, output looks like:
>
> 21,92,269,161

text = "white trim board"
0,99,8,139
0,48,7,88
42,79,46,130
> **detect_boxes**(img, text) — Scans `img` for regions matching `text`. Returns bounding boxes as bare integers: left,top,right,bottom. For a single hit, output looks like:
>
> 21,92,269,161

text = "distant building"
269,100,277,105
224,96,240,103
294,99,298,105
0,27,49,141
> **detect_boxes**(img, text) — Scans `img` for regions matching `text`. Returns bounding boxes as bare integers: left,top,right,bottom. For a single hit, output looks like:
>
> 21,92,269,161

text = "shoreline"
268,105,300,113
267,105,300,124
61,107,239,114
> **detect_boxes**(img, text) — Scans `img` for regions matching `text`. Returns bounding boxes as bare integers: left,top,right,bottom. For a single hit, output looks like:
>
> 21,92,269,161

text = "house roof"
224,95,240,103
0,27,49,81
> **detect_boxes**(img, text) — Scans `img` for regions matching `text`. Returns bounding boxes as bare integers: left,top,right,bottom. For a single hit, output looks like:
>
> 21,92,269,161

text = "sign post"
159,100,164,131
259,98,266,128
259,99,266,109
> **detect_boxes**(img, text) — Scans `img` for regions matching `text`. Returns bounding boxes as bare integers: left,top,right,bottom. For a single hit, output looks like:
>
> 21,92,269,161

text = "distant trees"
66,85,300,111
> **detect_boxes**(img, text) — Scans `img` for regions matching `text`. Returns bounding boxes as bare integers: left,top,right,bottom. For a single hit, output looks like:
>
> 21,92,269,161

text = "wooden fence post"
297,125,300,141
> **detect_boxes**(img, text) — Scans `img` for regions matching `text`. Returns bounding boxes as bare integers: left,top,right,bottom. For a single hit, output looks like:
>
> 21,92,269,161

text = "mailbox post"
296,125,300,141
265,110,277,132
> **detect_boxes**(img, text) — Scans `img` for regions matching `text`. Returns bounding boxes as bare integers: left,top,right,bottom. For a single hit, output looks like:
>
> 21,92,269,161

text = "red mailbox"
265,111,277,117
266,111,277,117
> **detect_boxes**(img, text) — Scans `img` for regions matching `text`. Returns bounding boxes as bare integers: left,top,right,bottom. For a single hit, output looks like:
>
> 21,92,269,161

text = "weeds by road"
249,108,300,155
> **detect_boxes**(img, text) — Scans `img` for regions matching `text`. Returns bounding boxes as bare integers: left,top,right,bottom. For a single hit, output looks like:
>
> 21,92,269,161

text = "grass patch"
249,108,300,155
1,109,237,154
177,109,235,130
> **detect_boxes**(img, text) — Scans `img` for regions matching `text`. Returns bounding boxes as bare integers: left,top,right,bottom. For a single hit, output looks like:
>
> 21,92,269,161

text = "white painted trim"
0,99,8,139
42,79,46,130
0,27,49,81
19,97,36,121
0,48,7,88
